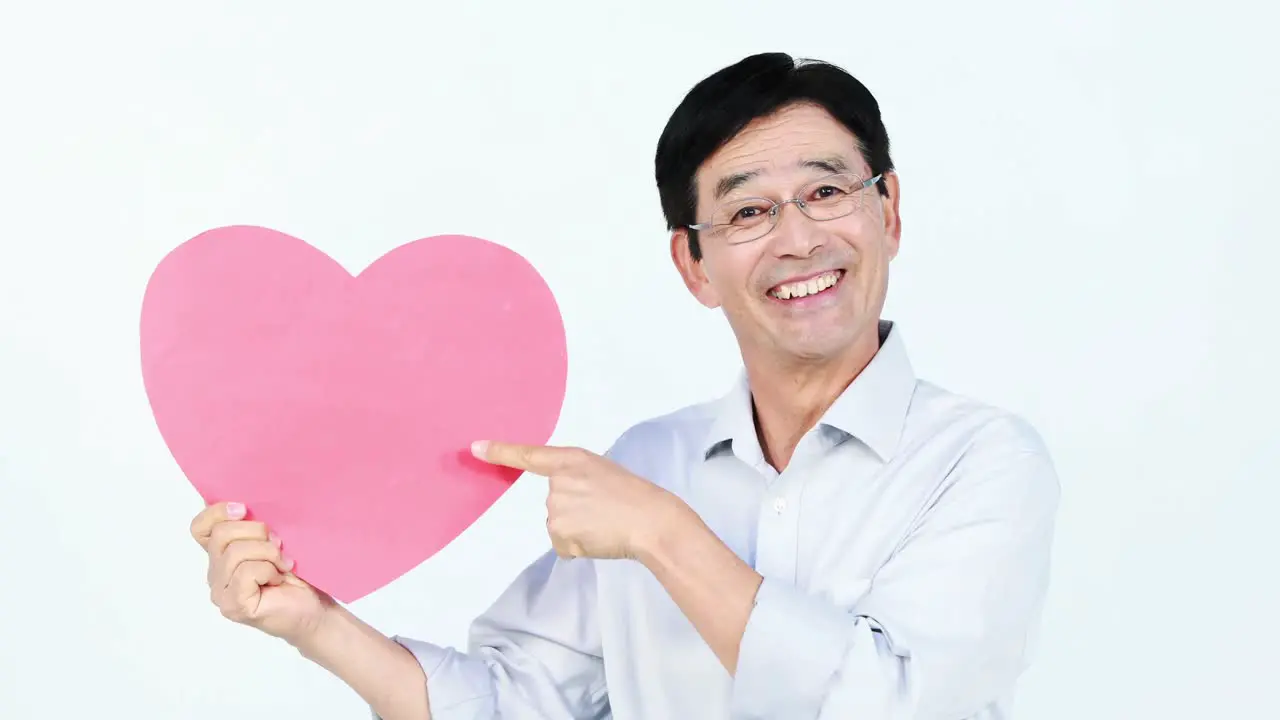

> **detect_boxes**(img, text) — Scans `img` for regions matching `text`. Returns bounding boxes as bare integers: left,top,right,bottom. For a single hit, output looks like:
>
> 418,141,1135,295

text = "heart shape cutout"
140,225,567,603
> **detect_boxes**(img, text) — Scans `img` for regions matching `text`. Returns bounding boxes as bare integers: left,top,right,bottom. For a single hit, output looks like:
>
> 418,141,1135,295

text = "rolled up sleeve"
731,433,1061,719
731,577,866,715
377,639,497,719
372,551,607,720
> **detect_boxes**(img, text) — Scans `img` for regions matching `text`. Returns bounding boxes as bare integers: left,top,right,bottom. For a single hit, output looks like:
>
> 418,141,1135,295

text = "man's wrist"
288,603,347,662
632,492,699,570
282,600,432,719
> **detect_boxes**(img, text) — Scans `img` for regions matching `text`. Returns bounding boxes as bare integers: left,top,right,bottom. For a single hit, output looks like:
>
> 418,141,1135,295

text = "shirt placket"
751,433,822,585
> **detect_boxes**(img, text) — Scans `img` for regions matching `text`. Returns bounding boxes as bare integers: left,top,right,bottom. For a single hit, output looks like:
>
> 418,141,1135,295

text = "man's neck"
745,330,881,471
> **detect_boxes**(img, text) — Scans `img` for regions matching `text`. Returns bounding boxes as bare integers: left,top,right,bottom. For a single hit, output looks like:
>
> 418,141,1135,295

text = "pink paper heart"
140,225,567,603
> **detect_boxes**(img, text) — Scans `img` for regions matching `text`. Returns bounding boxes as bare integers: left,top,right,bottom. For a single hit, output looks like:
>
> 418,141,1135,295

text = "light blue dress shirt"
376,321,1061,719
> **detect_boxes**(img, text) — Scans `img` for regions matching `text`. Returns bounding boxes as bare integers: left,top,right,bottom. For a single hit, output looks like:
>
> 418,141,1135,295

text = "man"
191,52,1060,719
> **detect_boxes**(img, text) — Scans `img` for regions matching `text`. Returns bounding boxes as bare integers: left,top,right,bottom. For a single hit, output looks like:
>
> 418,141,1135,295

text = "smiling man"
191,52,1061,719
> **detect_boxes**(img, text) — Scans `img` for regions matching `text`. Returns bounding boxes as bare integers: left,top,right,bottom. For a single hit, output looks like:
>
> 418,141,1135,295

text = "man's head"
655,53,901,367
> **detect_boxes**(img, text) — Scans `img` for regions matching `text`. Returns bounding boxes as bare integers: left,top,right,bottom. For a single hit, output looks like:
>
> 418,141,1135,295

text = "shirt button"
773,497,787,514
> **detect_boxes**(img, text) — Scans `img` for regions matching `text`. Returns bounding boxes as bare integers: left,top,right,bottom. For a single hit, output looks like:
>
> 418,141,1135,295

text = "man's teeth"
770,271,841,300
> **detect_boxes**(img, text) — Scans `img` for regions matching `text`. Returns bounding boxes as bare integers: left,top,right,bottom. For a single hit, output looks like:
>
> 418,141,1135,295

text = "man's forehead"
691,104,869,199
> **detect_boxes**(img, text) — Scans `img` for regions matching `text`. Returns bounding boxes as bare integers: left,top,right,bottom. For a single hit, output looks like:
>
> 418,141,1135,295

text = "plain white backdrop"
1,1,1276,717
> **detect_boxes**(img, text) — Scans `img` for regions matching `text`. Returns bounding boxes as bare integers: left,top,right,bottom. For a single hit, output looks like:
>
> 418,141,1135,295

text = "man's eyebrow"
713,170,759,200
801,156,851,175
711,156,854,200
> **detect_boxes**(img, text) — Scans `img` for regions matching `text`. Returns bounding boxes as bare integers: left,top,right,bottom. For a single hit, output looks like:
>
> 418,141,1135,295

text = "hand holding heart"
472,440,679,561
190,500,333,646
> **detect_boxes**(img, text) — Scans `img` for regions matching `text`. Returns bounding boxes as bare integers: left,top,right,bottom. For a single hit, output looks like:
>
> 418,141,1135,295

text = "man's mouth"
767,270,845,300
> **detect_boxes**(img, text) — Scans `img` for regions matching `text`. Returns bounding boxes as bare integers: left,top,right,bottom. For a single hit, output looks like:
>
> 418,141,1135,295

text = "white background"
1,1,1276,718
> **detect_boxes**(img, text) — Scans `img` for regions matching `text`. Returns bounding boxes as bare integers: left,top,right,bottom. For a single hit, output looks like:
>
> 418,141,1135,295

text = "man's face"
673,102,902,366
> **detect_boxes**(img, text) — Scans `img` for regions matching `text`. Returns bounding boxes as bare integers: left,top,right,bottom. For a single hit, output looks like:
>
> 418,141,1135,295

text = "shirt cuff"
730,577,854,717
369,636,495,720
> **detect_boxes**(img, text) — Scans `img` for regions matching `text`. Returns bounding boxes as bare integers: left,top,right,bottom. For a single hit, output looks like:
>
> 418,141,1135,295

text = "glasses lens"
799,174,865,221
695,197,773,244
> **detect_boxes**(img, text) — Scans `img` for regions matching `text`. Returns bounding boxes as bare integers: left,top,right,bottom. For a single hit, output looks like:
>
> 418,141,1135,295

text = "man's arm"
639,417,1061,719
293,550,607,720
635,509,762,675
292,604,435,720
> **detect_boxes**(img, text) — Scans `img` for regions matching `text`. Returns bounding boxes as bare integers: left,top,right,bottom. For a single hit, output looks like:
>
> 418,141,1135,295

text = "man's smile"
766,269,845,302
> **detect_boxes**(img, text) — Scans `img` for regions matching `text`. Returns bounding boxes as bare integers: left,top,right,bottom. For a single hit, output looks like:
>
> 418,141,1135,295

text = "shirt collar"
702,320,918,464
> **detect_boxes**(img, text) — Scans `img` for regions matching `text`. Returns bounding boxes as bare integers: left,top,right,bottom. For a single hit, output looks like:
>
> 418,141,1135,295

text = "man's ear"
670,229,721,309
880,171,903,260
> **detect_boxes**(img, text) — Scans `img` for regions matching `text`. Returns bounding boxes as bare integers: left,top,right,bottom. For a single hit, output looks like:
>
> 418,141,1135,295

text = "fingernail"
282,556,294,571
471,441,489,458
269,532,281,548
226,502,245,519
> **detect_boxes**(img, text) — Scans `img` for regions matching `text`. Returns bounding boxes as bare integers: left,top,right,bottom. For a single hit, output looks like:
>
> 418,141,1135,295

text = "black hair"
654,52,894,260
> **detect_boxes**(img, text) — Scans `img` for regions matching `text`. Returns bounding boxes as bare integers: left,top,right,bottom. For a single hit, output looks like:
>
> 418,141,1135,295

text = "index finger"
189,501,247,547
471,440,568,475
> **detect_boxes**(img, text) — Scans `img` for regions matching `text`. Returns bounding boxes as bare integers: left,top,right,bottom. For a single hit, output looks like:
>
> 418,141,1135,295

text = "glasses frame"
687,172,883,245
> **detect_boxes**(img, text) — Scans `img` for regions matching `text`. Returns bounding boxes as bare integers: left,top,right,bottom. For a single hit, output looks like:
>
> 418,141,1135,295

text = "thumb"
282,572,336,604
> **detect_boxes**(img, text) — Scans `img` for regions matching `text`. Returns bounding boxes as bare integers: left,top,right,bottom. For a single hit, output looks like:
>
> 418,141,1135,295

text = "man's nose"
767,201,825,258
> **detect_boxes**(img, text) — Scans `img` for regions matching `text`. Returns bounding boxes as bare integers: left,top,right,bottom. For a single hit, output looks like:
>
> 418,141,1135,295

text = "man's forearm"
637,501,764,675
291,604,432,720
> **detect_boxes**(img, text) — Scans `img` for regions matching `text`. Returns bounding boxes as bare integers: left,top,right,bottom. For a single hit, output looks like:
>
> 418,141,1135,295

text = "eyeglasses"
687,172,883,245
